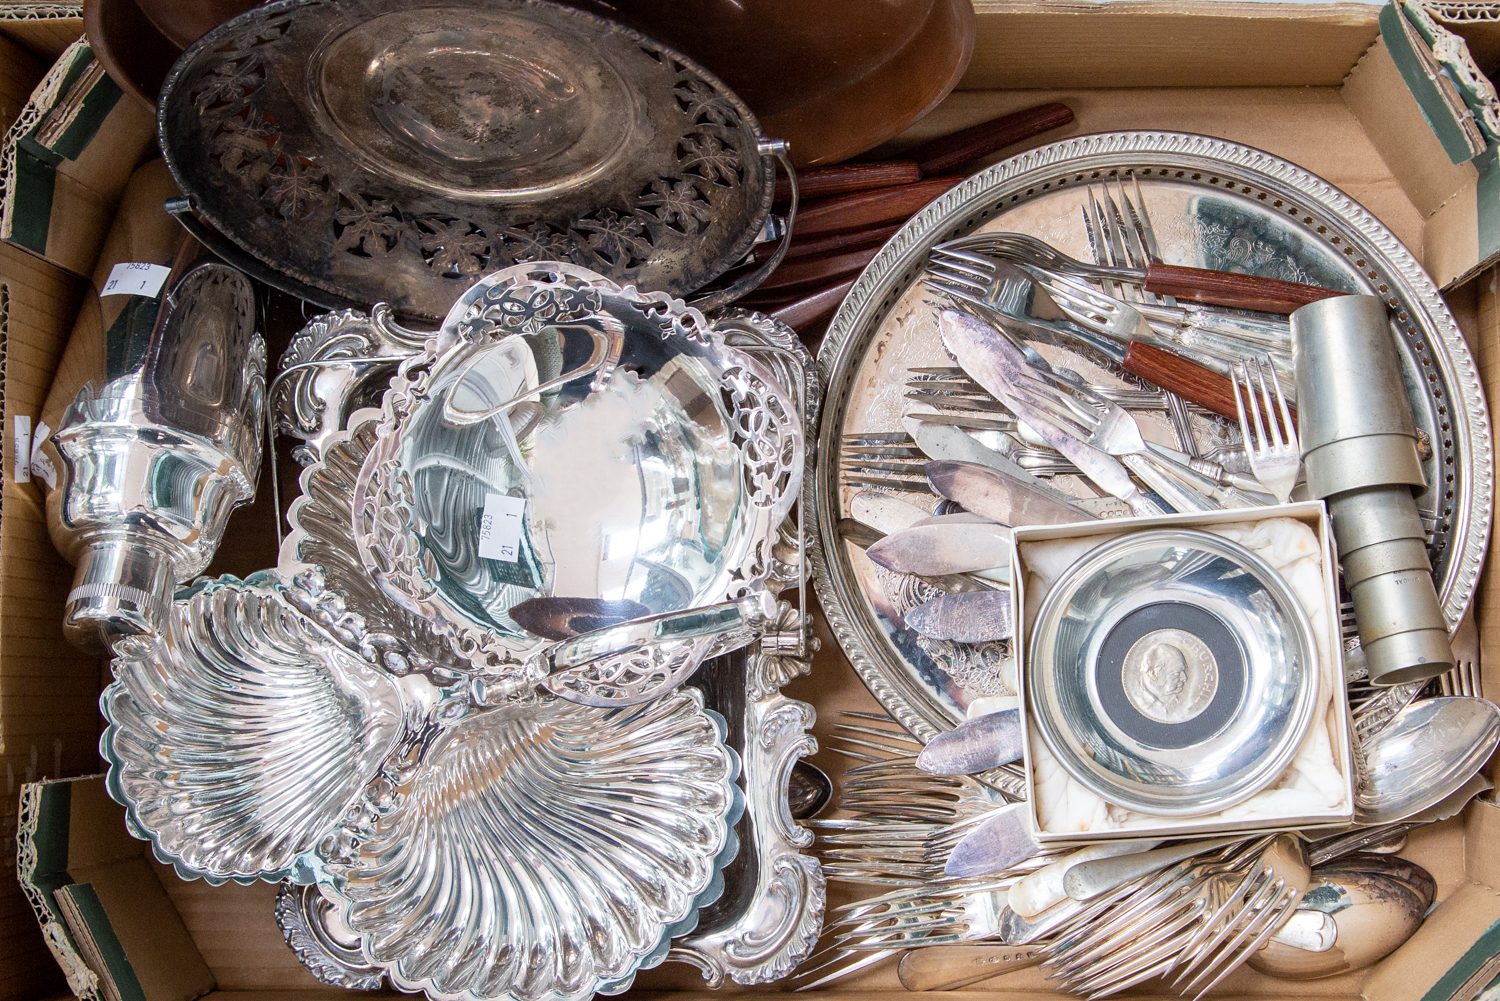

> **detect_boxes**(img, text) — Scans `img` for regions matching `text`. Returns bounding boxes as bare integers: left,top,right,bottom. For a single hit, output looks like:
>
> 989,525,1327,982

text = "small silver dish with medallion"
1028,528,1318,817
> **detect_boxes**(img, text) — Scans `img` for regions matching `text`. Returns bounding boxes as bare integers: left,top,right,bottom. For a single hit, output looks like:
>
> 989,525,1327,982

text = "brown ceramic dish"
570,0,977,166
84,0,181,107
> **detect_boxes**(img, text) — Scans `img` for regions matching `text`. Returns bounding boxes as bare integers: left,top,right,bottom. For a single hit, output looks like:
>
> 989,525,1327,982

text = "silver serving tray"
158,0,775,320
811,131,1493,741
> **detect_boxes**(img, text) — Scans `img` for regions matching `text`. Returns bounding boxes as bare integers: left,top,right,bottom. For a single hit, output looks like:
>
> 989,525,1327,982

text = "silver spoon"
1249,854,1436,979
1355,696,1500,825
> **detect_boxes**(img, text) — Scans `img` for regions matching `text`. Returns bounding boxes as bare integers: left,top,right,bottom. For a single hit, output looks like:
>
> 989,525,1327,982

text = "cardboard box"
1010,503,1355,844
5,4,1500,1001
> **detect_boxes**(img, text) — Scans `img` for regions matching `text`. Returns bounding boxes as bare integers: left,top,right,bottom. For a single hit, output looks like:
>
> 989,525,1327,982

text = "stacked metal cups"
1291,294,1452,685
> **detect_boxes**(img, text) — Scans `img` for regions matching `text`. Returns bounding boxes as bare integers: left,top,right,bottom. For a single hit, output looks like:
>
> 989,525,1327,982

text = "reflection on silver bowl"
1028,529,1318,817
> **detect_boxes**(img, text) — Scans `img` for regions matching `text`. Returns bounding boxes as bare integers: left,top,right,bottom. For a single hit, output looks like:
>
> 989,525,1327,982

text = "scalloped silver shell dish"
157,0,775,320
101,573,739,1001
811,131,1493,741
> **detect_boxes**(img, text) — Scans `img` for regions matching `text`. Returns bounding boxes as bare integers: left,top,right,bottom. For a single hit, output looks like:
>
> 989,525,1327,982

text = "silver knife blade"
848,491,933,535
946,803,1039,878
927,460,1094,527
836,519,995,594
866,522,1011,577
916,707,1022,774
937,310,1159,513
908,421,1130,518
905,590,1015,643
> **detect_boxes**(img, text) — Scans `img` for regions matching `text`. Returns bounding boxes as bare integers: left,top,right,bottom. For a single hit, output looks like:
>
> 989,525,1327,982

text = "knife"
848,491,933,535
866,522,1012,578
908,421,1131,518
927,460,1097,527
916,707,1022,774
905,591,1014,643
946,802,1040,877
836,518,996,594
509,596,653,640
938,310,1163,516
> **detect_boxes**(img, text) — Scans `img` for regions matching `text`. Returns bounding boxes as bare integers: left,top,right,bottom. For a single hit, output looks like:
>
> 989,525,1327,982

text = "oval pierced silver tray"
811,131,1493,741
158,0,775,320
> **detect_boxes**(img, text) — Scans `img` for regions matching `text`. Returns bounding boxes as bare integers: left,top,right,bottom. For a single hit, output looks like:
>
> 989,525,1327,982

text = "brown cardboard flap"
64,860,214,1001
1342,36,1477,221
17,778,213,1001
1366,882,1500,1001
0,18,85,63
0,33,45,136
966,1,1381,89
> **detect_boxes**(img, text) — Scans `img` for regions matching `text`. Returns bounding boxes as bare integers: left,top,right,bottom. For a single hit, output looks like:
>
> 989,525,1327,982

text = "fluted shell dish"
318,689,736,1001
101,572,739,1000
101,575,405,882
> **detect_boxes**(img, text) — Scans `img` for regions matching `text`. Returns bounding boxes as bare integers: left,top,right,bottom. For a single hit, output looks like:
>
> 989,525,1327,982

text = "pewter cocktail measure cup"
1291,293,1453,685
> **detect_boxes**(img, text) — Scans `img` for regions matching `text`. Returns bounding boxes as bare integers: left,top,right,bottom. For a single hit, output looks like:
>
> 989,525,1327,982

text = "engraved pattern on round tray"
810,131,1494,741
157,0,774,321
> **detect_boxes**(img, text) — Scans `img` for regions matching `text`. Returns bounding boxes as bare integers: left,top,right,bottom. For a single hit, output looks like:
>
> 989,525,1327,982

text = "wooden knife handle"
771,278,856,332
1143,263,1342,314
752,221,900,265
1123,342,1238,420
909,102,1075,177
757,246,879,293
1124,341,1298,423
774,160,921,202
795,176,963,237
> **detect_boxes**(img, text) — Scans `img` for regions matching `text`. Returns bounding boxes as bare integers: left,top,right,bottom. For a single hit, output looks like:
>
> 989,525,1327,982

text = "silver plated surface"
274,304,431,465
100,570,740,1000
669,650,826,986
158,0,775,320
1028,529,1317,816
811,131,1493,740
276,882,386,990
317,686,735,1001
101,575,407,883
344,262,802,689
51,262,264,652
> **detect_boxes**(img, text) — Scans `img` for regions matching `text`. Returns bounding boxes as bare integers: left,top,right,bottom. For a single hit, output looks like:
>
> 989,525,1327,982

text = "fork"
992,367,1224,513
905,369,1265,488
909,370,1273,509
932,240,1299,386
937,228,1327,325
1086,178,1203,459
1231,357,1300,504
1440,607,1484,700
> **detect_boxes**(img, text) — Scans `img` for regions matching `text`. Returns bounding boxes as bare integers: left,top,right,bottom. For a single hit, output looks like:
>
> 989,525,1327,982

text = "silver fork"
1030,267,1296,385
936,231,1295,362
1230,357,1300,504
996,368,1223,513
1440,607,1484,699
967,370,1273,509
1087,177,1203,461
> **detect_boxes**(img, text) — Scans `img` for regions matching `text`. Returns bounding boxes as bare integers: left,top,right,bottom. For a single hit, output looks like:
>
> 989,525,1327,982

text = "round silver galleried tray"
810,131,1494,741
157,0,776,320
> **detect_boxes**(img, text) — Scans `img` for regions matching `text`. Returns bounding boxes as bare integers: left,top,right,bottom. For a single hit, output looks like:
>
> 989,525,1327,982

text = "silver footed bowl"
342,262,802,696
100,571,738,1001
1028,529,1318,817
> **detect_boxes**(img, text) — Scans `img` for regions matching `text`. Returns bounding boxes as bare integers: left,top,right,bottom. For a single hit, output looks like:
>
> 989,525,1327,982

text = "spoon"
1355,696,1500,825
789,760,833,820
1249,853,1436,979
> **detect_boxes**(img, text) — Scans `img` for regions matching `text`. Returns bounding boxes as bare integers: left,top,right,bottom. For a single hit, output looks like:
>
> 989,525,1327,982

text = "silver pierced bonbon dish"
99,262,817,1000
